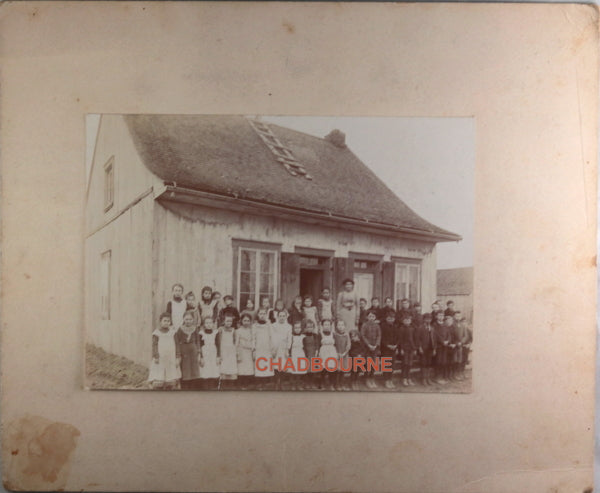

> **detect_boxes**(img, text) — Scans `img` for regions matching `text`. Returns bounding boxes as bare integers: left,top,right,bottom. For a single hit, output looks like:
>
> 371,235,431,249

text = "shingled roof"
124,114,460,241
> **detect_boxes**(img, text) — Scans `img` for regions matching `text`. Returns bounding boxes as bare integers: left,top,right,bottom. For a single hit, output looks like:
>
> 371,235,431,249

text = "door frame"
294,246,334,294
348,251,384,301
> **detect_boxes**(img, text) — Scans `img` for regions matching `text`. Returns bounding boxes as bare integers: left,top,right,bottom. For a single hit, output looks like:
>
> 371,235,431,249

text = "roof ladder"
248,119,313,180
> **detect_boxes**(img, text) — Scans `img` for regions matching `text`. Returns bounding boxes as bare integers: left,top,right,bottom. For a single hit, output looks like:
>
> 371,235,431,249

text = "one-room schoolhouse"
85,115,461,365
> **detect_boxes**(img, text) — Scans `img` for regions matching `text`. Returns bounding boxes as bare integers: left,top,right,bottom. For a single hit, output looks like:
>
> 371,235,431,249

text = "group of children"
148,283,473,391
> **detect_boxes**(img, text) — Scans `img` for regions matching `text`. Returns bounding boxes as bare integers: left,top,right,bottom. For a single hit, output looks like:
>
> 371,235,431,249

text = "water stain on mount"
2,415,80,491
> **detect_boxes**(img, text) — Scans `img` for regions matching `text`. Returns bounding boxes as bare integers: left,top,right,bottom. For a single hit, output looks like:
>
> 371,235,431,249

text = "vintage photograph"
85,114,474,392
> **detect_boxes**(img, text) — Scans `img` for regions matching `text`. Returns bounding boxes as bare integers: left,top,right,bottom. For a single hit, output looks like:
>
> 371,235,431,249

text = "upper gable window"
104,157,114,212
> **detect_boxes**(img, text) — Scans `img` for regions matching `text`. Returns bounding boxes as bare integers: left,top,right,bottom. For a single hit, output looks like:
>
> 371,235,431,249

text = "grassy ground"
85,344,150,390
86,343,471,393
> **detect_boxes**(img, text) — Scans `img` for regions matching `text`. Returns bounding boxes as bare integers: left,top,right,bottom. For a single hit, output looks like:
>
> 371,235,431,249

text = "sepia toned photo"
85,114,474,392
3,2,597,491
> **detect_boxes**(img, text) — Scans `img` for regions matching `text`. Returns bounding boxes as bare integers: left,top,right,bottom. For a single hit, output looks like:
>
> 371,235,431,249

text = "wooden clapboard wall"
382,261,395,301
281,252,300,305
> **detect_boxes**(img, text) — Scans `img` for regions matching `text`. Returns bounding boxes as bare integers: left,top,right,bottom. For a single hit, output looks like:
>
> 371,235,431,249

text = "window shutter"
333,257,353,301
281,252,300,307
382,261,395,301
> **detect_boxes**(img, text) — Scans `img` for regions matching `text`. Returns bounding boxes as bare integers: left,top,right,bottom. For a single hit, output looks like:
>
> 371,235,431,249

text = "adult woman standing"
336,278,359,333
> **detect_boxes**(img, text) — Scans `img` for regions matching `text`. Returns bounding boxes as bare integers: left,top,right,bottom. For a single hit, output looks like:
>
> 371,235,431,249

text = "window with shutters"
234,241,280,311
394,260,421,303
100,250,111,320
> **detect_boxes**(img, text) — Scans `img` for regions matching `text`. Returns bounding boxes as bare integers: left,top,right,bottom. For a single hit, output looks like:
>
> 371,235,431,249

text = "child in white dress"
236,313,255,389
199,317,220,390
148,312,180,390
302,295,319,327
217,315,238,389
199,286,217,322
271,310,292,390
184,291,201,328
166,283,187,332
269,299,286,324
334,319,351,391
289,320,307,390
318,288,335,322
318,319,338,390
243,298,256,322
252,308,274,389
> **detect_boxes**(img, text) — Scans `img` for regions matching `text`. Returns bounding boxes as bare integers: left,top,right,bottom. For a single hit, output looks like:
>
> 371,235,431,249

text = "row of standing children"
357,296,473,388
149,283,472,390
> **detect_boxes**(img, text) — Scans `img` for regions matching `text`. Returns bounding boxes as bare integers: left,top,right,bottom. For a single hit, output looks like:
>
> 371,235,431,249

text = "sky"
264,116,474,269
86,115,474,269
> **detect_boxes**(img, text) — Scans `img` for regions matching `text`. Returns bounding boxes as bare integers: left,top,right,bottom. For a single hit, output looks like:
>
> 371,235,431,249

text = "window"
104,157,114,211
299,256,328,267
395,261,421,303
236,243,279,311
354,260,376,270
100,250,111,320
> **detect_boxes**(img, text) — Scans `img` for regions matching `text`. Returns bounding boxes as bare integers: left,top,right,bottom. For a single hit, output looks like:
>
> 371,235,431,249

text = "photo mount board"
0,2,597,492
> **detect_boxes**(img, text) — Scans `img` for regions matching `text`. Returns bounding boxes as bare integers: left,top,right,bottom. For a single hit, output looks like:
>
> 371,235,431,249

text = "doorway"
353,272,374,304
300,268,324,303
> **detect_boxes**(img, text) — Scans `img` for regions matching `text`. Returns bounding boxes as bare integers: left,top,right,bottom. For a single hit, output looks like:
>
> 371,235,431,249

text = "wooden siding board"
382,261,395,301
86,115,162,235
281,252,300,306
85,193,154,366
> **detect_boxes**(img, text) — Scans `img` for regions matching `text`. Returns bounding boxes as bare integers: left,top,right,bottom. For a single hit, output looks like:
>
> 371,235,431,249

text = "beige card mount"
0,2,597,492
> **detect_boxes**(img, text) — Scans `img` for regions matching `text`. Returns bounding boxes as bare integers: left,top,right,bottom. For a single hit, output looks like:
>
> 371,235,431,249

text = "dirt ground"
86,343,471,393
85,344,150,390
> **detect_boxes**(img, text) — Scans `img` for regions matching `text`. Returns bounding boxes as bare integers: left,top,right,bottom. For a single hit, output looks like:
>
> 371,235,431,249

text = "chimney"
324,129,346,148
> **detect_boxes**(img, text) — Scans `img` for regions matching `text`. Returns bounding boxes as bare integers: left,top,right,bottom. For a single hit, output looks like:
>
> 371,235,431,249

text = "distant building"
85,114,461,365
437,267,473,322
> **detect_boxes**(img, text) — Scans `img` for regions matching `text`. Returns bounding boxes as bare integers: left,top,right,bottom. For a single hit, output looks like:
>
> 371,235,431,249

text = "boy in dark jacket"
397,298,413,325
358,298,368,327
380,309,400,389
450,312,468,381
360,310,381,389
432,310,450,383
461,318,473,377
348,329,365,390
370,297,383,323
416,313,436,385
444,300,456,317
399,312,416,386
412,302,424,330
218,295,240,328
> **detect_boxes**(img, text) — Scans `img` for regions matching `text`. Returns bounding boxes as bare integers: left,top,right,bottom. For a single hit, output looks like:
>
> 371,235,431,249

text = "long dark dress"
175,327,202,381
